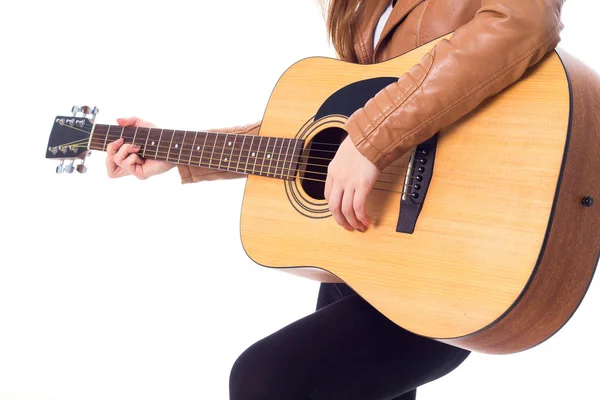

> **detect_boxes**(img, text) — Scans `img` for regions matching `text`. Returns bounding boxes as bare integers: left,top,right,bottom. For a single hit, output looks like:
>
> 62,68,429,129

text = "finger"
122,153,145,178
324,175,333,202
353,185,371,228
116,117,139,127
328,186,352,231
106,138,124,157
342,188,366,232
116,116,156,128
114,144,141,169
106,138,125,177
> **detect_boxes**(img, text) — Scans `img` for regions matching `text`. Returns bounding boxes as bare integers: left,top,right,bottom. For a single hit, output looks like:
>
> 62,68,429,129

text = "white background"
1,1,598,399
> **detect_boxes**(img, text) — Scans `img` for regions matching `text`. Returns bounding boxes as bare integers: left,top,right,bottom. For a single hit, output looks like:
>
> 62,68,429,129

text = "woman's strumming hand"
105,117,175,180
325,136,380,232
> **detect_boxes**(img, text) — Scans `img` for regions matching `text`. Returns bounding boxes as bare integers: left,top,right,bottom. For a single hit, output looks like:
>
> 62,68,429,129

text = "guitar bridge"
396,134,438,234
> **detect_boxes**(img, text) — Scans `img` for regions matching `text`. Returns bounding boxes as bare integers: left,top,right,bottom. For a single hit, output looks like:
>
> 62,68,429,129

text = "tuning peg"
76,159,87,173
71,105,100,121
90,106,99,122
56,160,65,174
64,160,75,174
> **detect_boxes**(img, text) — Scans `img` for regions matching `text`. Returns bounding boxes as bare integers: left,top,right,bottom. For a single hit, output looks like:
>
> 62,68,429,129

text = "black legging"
230,283,470,399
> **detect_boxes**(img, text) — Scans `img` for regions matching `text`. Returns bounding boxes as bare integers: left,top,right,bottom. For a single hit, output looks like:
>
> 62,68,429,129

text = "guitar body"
240,37,600,354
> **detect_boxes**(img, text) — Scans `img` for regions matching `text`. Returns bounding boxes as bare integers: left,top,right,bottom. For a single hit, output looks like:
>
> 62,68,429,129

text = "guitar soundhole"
301,127,347,200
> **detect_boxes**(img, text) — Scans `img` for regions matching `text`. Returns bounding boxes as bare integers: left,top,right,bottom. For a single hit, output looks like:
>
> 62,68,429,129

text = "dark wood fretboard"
89,124,304,179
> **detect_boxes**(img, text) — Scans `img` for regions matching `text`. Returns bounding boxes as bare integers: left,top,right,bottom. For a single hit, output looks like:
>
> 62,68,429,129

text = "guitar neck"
89,124,304,179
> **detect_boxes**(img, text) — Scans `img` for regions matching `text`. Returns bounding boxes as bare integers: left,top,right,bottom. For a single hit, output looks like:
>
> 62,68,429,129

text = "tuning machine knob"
76,158,88,173
72,105,100,122
64,160,75,174
56,160,65,174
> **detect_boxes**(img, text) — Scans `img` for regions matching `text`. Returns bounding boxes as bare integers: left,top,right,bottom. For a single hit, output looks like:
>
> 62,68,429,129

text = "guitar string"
56,124,412,176
57,121,371,150
57,133,420,190
87,136,363,163
63,135,416,181
83,138,413,179
54,124,423,191
83,139,421,188
57,142,421,193
86,134,416,176
51,138,90,147
55,123,416,159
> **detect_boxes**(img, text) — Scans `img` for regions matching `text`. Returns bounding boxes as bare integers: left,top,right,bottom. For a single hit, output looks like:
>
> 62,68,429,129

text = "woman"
106,0,564,398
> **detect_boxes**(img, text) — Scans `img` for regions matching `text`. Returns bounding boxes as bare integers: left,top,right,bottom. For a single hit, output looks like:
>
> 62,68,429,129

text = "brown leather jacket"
178,0,564,183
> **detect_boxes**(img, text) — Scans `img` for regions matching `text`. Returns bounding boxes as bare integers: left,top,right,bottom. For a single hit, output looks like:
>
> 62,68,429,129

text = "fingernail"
133,144,140,149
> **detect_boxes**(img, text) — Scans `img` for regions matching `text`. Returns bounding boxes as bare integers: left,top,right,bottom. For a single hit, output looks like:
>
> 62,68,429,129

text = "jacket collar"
354,0,425,64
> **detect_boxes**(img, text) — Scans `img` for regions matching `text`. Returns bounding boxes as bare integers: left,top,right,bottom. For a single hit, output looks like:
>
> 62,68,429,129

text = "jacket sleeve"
177,121,261,184
344,0,565,170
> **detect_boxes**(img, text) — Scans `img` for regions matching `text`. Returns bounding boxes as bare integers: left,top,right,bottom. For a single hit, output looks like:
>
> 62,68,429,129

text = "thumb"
116,116,138,127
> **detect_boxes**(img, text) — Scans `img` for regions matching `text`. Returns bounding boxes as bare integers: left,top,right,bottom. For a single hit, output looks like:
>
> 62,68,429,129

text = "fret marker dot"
228,141,232,146
252,152,256,157
224,158,228,162
151,141,155,146
175,144,179,149
197,146,200,150
267,154,271,159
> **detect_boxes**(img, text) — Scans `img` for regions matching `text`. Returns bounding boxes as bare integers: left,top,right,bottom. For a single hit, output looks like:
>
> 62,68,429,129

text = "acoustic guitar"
45,35,600,354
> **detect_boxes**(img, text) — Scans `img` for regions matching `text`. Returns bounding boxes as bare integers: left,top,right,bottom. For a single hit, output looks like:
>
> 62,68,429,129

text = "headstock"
46,105,98,174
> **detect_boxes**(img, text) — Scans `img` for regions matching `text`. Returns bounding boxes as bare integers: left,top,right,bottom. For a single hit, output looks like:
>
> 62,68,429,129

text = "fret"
92,124,103,151
142,127,151,157
236,135,247,173
164,130,175,162
119,126,124,139
88,124,100,151
244,136,256,174
179,131,195,165
288,139,299,179
143,128,159,159
207,132,217,169
102,125,110,151
199,132,209,167
172,130,183,162
212,133,225,169
156,129,164,159
273,138,281,177
227,135,237,171
122,126,136,142
177,131,187,164
266,138,275,177
283,138,292,179
256,137,265,176
188,133,198,165
274,138,284,178
218,134,229,169
216,133,225,169
132,126,139,145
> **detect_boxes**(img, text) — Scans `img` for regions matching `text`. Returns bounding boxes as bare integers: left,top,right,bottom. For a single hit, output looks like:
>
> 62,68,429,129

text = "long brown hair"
319,0,379,62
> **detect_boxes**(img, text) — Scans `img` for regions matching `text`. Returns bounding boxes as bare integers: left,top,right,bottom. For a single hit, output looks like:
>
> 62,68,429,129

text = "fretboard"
89,124,304,179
